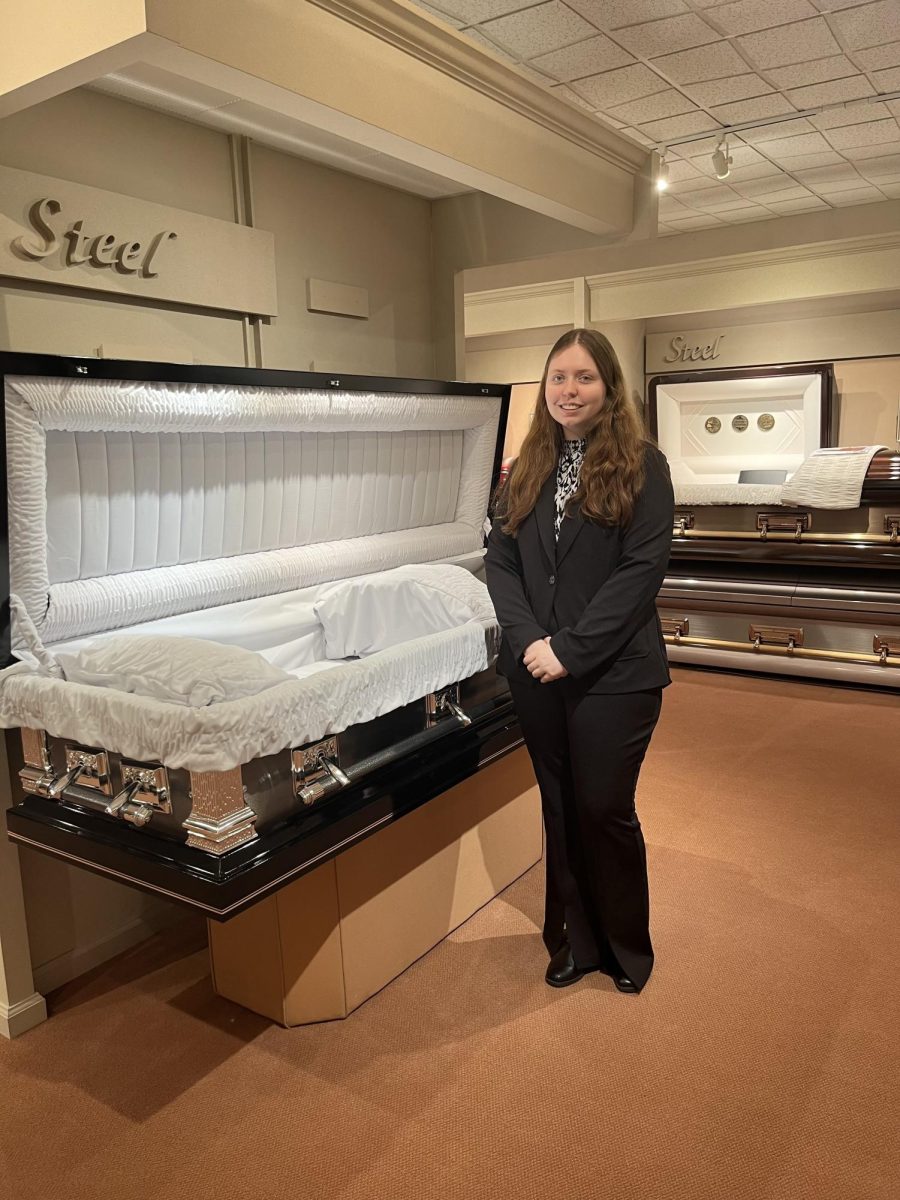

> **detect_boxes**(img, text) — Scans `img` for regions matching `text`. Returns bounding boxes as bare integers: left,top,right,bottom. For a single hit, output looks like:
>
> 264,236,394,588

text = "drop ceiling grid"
418,0,900,229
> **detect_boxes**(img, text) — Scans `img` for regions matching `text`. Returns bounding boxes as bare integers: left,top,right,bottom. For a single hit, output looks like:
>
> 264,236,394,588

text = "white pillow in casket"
315,567,477,659
55,635,293,707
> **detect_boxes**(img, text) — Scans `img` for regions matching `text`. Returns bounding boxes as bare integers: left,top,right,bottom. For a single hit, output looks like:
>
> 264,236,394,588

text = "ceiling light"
712,137,732,180
655,151,669,192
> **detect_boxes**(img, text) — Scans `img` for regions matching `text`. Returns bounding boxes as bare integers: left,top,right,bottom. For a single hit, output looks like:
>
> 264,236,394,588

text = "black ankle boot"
545,943,598,988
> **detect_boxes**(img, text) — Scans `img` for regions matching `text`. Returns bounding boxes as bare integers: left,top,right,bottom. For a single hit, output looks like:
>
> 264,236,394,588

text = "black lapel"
535,473,557,567
555,502,585,567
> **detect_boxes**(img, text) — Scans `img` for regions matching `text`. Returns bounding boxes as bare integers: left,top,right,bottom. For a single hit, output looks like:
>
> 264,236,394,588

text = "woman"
485,328,673,994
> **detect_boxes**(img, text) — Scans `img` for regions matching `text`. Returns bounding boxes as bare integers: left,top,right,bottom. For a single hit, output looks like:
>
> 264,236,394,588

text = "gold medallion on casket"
704,416,721,434
758,413,775,431
732,415,749,432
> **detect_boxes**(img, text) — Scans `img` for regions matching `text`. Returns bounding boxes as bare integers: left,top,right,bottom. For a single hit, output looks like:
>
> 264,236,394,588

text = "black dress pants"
508,678,662,991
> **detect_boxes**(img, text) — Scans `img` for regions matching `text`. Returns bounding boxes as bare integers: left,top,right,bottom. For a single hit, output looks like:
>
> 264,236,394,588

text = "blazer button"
548,574,556,585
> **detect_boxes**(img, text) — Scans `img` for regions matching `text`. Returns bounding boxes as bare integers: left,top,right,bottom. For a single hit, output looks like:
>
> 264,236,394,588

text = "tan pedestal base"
208,747,541,1026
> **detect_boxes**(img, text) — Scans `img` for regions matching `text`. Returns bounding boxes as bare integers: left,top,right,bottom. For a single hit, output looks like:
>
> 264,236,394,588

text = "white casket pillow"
315,568,476,659
55,635,292,707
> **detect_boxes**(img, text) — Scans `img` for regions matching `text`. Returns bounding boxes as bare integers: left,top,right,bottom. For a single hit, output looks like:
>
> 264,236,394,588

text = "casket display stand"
649,364,900,689
0,352,540,1025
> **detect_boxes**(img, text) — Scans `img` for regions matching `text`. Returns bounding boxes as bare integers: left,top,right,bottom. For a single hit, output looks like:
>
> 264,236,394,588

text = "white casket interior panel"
0,354,518,917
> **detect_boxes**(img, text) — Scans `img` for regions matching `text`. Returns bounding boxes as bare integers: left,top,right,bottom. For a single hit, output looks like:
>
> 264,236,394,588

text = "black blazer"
485,443,674,694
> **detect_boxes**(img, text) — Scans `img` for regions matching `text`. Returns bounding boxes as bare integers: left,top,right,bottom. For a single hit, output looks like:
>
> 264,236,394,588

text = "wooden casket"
0,353,528,924
649,365,900,689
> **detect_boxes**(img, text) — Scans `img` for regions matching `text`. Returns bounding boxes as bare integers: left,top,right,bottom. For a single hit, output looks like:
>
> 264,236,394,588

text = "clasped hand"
523,637,568,683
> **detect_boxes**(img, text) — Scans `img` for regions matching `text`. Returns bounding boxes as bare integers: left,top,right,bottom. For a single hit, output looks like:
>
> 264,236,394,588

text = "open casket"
649,365,900,689
0,353,522,919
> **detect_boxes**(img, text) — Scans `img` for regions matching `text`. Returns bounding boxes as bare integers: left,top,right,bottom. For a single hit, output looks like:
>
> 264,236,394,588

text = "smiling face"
544,343,607,440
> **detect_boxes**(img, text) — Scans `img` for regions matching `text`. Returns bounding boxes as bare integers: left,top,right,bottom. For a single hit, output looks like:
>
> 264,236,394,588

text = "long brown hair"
499,328,647,534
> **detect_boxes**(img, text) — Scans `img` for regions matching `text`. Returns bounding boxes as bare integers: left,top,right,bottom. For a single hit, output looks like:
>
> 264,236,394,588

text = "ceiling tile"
549,83,597,111
684,73,774,106
786,75,875,108
607,88,696,124
752,130,832,157
740,118,815,142
731,177,812,199
765,195,831,211
810,101,892,129
425,1,528,21
736,18,840,68
709,94,798,123
614,13,720,57
824,118,900,150
658,195,696,216
804,174,874,193
765,55,858,88
875,181,900,196
809,0,883,10
760,149,845,169
640,110,722,139
889,100,900,120
668,175,723,193
570,63,669,107
722,206,779,221
419,3,465,27
530,33,634,78
651,41,748,83
481,2,597,58
665,157,705,181
827,0,900,52
662,213,725,227
841,138,900,160
827,186,891,205
872,66,900,90
620,126,657,146
854,40,900,71
566,0,689,29
792,162,867,186
703,0,818,37
854,152,900,179
723,161,787,180
460,28,517,61
689,191,762,212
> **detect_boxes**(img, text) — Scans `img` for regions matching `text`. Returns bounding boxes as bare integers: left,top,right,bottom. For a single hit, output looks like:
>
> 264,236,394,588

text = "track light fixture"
655,150,669,192
712,136,732,180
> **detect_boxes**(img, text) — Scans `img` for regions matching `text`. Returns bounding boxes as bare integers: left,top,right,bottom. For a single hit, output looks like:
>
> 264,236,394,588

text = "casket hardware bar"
425,684,472,729
749,624,803,651
662,631,900,668
873,635,900,664
292,737,351,807
660,617,689,642
757,512,810,542
884,516,900,544
673,513,695,536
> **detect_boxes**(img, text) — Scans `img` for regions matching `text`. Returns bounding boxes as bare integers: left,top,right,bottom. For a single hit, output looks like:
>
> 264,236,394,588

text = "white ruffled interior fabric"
4,377,499,642
781,445,888,509
0,565,500,772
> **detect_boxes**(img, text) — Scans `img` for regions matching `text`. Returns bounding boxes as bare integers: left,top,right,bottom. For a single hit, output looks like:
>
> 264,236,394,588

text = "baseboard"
32,906,186,995
0,992,48,1040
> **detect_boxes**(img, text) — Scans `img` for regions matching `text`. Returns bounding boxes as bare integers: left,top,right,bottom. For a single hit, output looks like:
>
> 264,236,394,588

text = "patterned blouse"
554,437,586,540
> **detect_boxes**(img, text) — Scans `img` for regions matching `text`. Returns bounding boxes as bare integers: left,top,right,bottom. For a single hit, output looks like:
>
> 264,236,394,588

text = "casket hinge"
749,624,804,652
757,512,811,542
873,635,900,665
425,684,472,729
673,512,695,537
292,736,351,807
660,617,690,643
884,515,900,544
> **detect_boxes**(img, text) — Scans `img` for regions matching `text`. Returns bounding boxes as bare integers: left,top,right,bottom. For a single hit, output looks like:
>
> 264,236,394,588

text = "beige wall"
835,358,900,449
432,193,607,379
252,144,434,377
0,84,442,992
